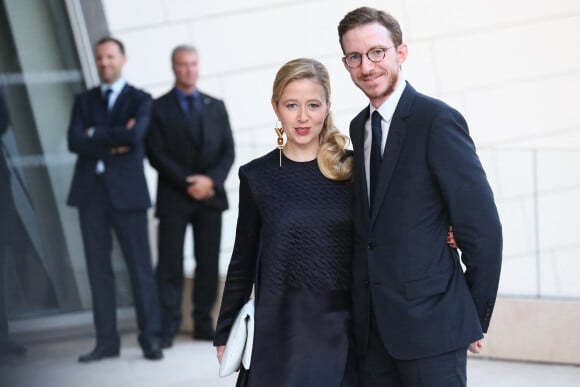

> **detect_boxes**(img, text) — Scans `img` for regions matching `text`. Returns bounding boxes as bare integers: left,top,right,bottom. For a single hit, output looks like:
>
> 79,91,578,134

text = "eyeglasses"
342,46,395,68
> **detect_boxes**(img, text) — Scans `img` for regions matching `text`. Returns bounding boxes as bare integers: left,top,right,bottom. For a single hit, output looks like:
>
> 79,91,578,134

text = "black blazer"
146,89,235,215
67,84,152,210
350,82,502,360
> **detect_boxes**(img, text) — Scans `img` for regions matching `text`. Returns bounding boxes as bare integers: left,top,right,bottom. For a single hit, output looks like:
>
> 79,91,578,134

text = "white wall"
102,0,580,298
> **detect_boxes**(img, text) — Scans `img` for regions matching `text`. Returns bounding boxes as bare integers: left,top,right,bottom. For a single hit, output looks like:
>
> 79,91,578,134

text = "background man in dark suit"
67,37,162,362
338,7,502,386
146,45,234,348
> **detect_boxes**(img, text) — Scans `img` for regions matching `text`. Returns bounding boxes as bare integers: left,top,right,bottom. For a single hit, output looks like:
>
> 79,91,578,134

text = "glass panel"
0,0,132,331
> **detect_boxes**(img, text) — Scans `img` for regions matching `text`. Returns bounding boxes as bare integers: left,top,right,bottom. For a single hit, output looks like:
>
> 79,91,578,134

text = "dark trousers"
156,205,221,339
359,308,467,387
78,177,161,349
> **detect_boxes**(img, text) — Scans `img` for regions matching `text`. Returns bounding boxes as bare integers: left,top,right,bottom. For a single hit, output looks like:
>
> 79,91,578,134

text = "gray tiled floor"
1,331,579,387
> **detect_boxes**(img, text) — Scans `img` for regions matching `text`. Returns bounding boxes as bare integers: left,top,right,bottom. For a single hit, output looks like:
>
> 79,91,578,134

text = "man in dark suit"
67,37,162,362
338,7,502,386
146,45,234,348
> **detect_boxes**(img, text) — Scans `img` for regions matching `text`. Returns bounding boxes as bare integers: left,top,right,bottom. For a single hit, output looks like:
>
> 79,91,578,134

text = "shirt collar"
174,87,200,100
369,77,407,123
101,78,126,95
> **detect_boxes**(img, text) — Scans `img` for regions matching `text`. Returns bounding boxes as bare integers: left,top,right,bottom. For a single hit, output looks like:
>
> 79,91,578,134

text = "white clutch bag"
219,299,255,377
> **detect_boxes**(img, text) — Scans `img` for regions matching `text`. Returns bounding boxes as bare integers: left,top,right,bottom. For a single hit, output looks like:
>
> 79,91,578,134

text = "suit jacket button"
368,243,375,250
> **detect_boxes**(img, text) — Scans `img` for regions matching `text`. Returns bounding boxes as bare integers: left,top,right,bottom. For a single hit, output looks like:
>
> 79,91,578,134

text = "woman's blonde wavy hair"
271,58,352,181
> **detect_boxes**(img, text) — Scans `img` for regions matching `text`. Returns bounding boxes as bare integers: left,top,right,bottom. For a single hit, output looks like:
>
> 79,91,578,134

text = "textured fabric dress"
214,150,358,387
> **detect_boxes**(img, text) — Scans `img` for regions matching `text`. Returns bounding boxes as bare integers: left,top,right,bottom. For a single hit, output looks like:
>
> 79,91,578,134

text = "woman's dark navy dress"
214,150,358,387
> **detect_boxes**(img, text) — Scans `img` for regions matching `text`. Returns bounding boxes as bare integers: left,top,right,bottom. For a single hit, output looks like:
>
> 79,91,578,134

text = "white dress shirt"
94,78,127,173
364,77,407,201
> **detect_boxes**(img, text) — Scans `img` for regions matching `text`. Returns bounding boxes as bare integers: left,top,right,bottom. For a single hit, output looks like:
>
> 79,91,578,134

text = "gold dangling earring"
274,121,284,167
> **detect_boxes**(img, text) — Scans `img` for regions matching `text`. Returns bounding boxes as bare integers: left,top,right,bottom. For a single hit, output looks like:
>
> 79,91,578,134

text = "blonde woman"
214,58,357,387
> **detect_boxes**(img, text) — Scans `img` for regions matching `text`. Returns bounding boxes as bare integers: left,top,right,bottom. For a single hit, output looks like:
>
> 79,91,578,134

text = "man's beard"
360,71,399,102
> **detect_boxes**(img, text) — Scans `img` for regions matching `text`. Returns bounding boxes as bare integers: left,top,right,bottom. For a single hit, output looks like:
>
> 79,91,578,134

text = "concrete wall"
100,1,580,293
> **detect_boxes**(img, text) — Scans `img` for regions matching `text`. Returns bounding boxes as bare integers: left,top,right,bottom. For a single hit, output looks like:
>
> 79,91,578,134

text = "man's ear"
396,43,408,66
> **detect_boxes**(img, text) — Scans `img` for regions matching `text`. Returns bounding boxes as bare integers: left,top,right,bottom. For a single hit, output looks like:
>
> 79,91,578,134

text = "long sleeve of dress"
214,167,261,346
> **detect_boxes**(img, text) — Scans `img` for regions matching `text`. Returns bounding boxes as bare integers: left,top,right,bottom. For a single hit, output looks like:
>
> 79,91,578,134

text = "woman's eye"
286,103,297,110
308,103,320,110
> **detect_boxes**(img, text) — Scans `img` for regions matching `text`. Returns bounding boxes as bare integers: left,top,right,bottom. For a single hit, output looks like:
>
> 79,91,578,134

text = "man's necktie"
370,110,383,209
186,94,203,145
186,95,196,118
102,88,112,111
96,88,113,174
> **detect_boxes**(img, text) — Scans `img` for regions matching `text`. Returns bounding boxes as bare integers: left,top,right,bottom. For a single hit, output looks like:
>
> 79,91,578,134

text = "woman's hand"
216,345,225,364
447,226,458,248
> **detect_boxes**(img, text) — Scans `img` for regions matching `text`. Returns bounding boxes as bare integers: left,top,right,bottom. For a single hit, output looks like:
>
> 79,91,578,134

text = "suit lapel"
370,84,415,224
90,88,108,122
197,93,211,147
170,89,189,122
353,110,370,215
351,108,371,233
170,90,200,146
109,84,129,119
